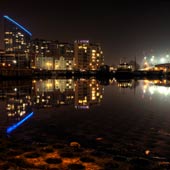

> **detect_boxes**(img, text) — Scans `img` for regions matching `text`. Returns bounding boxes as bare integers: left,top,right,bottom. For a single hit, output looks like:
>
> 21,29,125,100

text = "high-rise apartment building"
74,40,104,71
90,43,104,70
3,15,32,68
4,15,32,53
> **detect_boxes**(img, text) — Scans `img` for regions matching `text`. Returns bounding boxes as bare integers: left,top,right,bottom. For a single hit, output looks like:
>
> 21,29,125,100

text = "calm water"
1,78,170,169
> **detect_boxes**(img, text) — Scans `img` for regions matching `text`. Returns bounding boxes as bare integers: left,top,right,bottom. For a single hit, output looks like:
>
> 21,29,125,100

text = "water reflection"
0,78,105,134
32,79,75,107
75,79,103,109
1,78,170,169
6,89,32,121
32,78,104,109
3,77,170,124
0,80,33,134
6,112,34,134
143,79,170,96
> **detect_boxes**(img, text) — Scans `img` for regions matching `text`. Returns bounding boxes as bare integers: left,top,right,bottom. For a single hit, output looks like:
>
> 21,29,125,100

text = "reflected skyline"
1,78,170,123
0,78,105,132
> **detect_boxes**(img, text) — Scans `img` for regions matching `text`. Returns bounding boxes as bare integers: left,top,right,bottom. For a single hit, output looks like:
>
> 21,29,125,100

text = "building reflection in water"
32,78,104,109
4,78,169,123
0,77,144,133
75,78,103,109
1,78,104,120
32,79,75,107
2,78,170,133
110,78,139,89
1,80,33,123
117,79,133,88
0,80,33,133
3,77,140,121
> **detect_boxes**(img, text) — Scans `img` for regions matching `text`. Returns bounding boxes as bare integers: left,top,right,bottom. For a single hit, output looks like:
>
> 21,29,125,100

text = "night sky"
1,0,170,65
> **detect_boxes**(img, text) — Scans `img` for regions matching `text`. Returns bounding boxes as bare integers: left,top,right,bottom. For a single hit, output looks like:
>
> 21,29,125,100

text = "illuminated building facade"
55,43,74,70
74,40,104,71
117,63,132,71
90,43,104,70
75,79,103,109
30,39,57,69
3,15,32,68
30,40,74,70
154,63,170,72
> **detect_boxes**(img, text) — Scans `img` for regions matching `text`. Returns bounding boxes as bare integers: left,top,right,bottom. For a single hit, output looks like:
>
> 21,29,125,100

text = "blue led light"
6,112,34,134
3,15,32,36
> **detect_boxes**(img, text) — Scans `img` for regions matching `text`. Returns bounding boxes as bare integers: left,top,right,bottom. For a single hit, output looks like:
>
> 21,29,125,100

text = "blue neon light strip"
3,15,32,36
6,112,34,134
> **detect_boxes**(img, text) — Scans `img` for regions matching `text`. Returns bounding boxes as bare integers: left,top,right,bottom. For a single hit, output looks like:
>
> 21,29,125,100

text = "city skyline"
1,1,170,65
2,15,104,71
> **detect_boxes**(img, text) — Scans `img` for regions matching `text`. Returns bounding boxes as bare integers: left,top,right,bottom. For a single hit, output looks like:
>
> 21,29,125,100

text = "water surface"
1,78,170,169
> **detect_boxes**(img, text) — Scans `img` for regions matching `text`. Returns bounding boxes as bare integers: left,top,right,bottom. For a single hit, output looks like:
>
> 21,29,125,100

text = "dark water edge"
0,68,166,80
1,107,170,169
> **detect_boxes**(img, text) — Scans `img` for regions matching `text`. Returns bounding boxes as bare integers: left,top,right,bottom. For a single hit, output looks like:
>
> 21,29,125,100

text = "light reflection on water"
1,78,170,132
142,79,170,96
1,78,170,169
